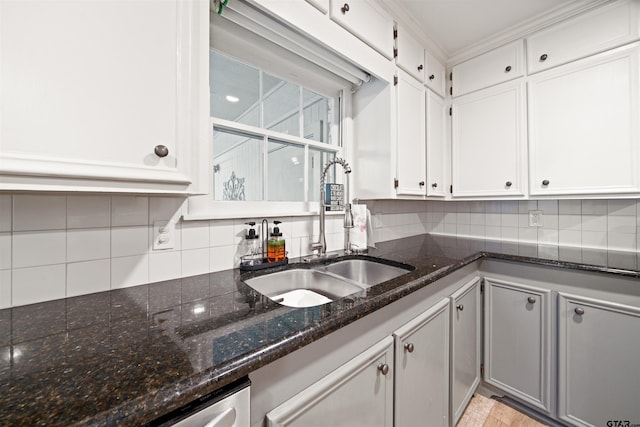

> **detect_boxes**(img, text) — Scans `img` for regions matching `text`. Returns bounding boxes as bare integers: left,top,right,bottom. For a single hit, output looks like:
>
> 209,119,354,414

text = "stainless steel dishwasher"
147,377,250,427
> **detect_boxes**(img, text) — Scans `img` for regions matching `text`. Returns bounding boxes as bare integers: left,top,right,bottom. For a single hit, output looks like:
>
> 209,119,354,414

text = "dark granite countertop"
1,234,639,426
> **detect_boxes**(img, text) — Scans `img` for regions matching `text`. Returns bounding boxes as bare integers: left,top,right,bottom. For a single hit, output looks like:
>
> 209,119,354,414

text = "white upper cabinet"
451,40,524,97
396,70,426,197
527,0,640,74
451,80,526,198
329,0,395,59
528,43,640,196
424,50,446,98
0,0,208,194
305,0,330,14
395,24,425,82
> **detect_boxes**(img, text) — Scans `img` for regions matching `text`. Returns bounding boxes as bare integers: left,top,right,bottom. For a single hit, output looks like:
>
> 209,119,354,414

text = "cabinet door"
450,277,481,425
396,70,426,196
425,51,446,97
329,0,394,59
484,279,552,413
451,80,526,197
266,336,393,427
394,298,449,427
426,90,446,197
396,24,425,82
452,40,524,97
527,0,640,74
558,294,640,427
528,44,640,196
0,0,206,193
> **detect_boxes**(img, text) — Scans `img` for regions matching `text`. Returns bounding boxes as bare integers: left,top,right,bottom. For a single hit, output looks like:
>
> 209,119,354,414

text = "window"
187,10,354,218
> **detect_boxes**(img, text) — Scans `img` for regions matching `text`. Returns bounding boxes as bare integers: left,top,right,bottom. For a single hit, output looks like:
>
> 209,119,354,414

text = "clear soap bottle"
267,220,286,262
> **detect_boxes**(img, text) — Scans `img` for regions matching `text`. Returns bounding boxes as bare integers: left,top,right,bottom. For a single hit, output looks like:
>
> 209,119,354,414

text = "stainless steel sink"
243,269,365,308
319,259,410,288
243,258,412,308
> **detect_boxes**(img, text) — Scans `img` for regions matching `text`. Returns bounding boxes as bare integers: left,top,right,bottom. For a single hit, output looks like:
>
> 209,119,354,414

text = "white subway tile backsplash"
559,230,581,246
111,196,149,226
182,221,210,250
518,200,538,214
13,195,66,231
13,264,66,306
67,228,110,263
13,230,66,268
538,244,559,260
538,200,558,215
558,214,581,231
111,226,149,257
0,233,10,270
518,227,537,243
608,199,636,216
559,246,582,263
149,197,185,225
209,220,236,246
538,229,558,244
607,232,636,251
210,245,235,272
111,255,149,289
582,231,607,248
582,199,607,215
608,215,636,233
501,213,518,228
558,200,581,214
485,226,500,239
582,215,607,232
67,195,110,229
0,270,10,309
0,195,11,232
501,227,518,242
182,248,209,277
469,213,485,226
485,213,501,227
149,251,182,282
501,201,518,214
67,259,110,297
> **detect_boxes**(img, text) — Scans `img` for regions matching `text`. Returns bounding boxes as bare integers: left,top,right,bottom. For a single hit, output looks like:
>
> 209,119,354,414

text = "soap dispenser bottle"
267,220,286,262
242,222,262,267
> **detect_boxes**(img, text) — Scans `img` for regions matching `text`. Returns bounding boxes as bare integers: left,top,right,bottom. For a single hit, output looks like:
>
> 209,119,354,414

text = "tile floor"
458,394,548,427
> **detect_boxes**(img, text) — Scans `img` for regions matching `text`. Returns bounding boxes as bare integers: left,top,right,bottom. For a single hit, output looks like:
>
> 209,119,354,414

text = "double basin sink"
243,258,413,308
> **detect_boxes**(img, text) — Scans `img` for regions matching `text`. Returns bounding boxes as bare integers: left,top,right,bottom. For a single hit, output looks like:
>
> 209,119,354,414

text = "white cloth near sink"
350,204,374,250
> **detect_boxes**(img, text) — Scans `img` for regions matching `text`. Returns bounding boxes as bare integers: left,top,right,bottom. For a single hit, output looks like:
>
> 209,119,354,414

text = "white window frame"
186,7,355,220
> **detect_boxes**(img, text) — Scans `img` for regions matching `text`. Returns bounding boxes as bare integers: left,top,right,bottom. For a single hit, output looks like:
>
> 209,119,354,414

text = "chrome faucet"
312,157,354,257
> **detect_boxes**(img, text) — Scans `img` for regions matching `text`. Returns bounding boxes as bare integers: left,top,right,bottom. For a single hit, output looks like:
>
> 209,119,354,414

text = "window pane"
263,73,300,136
210,52,260,127
213,128,263,201
267,140,305,201
303,89,333,144
308,149,337,203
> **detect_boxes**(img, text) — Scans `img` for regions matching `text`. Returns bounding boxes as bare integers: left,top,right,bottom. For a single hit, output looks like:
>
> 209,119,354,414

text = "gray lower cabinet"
450,277,481,425
558,293,640,427
393,298,450,427
483,278,552,413
265,336,394,427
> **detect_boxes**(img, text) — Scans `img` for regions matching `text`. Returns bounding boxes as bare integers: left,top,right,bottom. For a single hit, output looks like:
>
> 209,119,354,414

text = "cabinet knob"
527,296,536,304
419,181,425,186
377,363,389,375
429,74,435,81
505,65,512,72
404,342,415,353
540,54,548,62
505,181,512,188
542,179,550,186
456,304,464,311
574,307,585,316
154,145,169,158
418,64,424,71
341,3,350,13
432,182,438,188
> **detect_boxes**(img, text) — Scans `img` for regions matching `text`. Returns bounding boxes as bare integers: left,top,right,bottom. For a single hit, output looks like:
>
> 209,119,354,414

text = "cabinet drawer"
451,40,524,97
329,0,394,59
396,24,425,81
527,0,640,74
424,50,446,97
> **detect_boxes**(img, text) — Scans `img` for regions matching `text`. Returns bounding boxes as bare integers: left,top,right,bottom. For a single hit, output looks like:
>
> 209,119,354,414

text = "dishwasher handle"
204,407,236,427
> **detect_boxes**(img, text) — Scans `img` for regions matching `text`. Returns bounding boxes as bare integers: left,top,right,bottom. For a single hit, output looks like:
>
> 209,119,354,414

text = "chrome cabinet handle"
575,307,585,316
505,181,512,188
377,363,389,375
527,296,536,304
540,54,548,61
456,304,464,311
154,145,169,158
404,342,414,353
542,179,550,186
505,65,512,72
